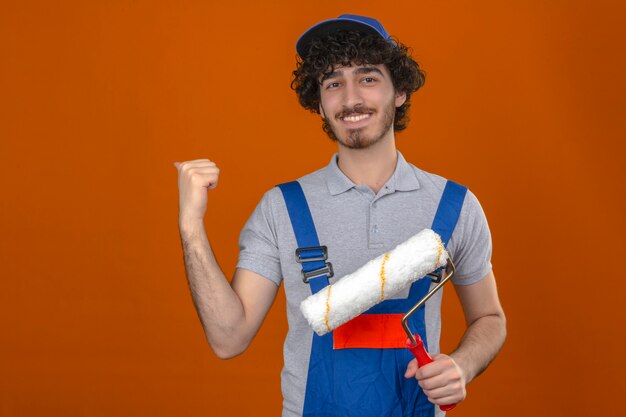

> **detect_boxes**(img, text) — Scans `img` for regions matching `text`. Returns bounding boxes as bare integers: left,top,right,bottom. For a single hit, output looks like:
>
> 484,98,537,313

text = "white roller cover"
300,228,447,336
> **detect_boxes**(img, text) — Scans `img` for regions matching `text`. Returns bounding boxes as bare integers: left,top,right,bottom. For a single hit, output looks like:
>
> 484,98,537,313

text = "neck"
336,134,398,195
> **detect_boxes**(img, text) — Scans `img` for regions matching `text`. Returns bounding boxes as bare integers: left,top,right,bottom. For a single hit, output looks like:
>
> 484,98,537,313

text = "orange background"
1,1,625,416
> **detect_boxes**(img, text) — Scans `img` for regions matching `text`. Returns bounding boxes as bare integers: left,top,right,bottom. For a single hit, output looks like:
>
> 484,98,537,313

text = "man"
175,14,506,417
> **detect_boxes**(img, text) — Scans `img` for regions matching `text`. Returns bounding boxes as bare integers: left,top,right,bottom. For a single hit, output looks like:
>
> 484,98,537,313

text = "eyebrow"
319,66,385,84
354,66,385,77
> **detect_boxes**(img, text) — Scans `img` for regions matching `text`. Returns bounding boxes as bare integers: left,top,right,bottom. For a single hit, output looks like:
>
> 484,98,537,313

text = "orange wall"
1,1,625,416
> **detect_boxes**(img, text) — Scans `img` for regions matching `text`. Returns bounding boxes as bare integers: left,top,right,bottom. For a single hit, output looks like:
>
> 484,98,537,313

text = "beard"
321,99,396,149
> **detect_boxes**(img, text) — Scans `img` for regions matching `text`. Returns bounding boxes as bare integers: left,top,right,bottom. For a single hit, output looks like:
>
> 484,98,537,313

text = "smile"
341,113,371,122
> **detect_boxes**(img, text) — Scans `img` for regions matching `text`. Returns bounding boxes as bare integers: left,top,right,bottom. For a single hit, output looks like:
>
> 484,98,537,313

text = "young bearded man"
175,14,506,417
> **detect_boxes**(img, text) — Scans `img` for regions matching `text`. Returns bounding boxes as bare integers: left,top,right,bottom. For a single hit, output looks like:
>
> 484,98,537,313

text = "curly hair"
291,30,426,137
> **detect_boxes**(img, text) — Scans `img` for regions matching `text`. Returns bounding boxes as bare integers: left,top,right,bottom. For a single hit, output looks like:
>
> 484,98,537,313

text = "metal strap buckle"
295,246,334,283
301,262,334,283
295,246,328,263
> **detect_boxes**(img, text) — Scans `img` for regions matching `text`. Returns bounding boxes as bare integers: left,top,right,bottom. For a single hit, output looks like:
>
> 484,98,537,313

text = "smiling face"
318,64,407,149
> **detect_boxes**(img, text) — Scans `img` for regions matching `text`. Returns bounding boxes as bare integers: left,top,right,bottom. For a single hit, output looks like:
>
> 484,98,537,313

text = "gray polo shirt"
237,151,492,417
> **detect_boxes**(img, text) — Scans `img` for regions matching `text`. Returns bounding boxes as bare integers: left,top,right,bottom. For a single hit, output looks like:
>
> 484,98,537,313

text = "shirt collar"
325,150,421,196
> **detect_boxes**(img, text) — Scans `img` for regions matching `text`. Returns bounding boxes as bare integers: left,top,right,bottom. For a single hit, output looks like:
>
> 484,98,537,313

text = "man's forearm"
450,313,507,384
179,220,246,358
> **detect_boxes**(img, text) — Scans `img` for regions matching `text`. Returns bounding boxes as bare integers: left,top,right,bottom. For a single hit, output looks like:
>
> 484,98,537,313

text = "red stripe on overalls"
333,314,407,349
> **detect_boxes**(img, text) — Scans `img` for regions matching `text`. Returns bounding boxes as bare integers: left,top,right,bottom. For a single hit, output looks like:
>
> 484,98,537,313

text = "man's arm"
405,270,506,406
450,270,506,382
176,159,279,359
180,222,278,359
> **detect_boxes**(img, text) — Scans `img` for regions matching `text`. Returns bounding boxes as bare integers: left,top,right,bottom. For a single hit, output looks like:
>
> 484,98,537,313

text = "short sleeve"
236,189,283,286
448,189,493,285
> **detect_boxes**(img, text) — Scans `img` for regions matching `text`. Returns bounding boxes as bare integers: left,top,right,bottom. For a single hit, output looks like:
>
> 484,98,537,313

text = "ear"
395,90,407,108
319,102,326,118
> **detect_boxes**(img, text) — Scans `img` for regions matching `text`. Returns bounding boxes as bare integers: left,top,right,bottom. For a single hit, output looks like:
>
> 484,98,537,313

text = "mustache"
336,105,375,119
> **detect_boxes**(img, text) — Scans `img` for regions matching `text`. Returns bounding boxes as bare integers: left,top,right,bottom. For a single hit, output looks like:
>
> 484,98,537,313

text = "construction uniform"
237,151,492,417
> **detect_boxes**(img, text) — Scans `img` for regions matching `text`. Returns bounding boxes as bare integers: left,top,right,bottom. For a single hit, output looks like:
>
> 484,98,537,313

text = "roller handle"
406,335,457,412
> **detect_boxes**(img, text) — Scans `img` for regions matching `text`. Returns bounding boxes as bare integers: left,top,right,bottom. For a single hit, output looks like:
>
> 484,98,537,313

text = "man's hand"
174,159,220,227
404,353,467,407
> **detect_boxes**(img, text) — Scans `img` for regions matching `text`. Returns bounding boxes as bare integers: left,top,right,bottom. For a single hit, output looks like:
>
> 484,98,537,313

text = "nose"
341,80,364,110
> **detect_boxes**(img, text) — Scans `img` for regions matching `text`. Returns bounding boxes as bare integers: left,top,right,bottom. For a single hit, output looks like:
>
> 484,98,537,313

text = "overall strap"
368,179,469,311
431,180,468,247
277,181,331,294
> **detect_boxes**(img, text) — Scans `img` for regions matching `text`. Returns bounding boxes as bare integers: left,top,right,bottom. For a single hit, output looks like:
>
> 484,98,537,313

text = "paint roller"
300,228,458,411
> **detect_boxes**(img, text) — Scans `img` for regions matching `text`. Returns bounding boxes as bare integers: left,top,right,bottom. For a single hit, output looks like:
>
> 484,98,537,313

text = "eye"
325,82,340,90
362,77,377,84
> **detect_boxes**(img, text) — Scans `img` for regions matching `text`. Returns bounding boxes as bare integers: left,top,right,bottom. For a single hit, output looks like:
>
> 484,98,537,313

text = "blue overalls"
278,180,467,417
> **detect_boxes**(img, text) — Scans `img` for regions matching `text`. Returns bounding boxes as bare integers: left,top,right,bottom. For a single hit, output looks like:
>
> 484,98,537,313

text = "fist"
405,353,467,407
174,159,220,225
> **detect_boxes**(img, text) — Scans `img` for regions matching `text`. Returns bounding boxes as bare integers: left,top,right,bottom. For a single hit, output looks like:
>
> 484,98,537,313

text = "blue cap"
296,14,397,58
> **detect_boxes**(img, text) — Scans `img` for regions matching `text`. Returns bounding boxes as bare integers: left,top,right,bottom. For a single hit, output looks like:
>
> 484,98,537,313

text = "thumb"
405,358,418,378
174,162,181,169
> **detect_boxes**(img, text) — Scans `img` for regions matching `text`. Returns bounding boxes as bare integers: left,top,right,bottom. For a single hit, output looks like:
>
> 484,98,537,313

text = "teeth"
343,114,370,122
